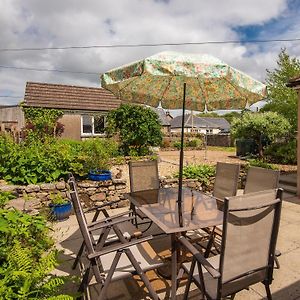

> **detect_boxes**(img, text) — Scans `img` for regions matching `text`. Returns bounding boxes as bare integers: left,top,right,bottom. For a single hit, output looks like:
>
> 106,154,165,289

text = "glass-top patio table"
128,187,224,299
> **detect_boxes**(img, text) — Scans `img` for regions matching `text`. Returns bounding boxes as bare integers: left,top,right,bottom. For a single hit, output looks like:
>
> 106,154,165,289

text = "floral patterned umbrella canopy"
101,51,266,227
101,51,266,111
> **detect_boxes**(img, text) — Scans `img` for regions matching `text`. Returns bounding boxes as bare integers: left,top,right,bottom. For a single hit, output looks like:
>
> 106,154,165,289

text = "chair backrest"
213,162,240,200
128,160,159,192
68,175,96,256
68,175,107,283
244,166,280,194
218,189,282,297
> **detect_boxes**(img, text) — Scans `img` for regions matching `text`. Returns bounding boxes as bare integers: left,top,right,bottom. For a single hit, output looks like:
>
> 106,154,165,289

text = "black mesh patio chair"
68,175,165,300
244,166,281,268
189,162,240,255
244,166,280,194
179,188,283,300
207,166,282,266
128,159,160,230
213,162,240,200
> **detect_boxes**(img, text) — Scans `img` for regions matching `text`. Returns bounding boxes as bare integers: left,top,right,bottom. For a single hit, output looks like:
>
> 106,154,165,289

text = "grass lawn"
207,146,236,152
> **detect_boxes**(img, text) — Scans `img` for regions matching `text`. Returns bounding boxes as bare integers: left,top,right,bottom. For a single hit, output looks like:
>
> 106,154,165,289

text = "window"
81,115,106,136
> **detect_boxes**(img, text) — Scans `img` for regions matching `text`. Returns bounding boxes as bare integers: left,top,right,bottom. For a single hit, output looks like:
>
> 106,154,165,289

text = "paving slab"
53,197,300,299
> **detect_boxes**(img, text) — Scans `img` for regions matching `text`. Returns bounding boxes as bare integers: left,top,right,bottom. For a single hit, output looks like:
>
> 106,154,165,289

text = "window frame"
81,114,106,137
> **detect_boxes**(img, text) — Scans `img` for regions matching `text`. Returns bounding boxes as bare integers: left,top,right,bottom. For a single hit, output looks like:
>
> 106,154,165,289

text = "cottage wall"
0,106,25,131
59,114,81,140
170,127,221,134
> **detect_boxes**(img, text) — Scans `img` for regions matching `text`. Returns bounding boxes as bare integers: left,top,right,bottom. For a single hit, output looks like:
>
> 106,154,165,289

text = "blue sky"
0,0,300,105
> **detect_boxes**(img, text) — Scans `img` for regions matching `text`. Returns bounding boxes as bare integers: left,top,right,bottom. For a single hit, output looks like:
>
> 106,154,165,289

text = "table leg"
171,233,177,300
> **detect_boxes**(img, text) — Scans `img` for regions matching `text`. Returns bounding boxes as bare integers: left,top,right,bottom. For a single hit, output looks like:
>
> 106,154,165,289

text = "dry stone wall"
0,178,128,213
0,176,213,214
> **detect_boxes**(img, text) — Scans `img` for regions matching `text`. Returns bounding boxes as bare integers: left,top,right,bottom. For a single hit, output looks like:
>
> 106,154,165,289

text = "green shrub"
0,243,74,300
49,193,69,205
0,136,120,184
22,106,64,143
0,191,16,209
264,139,297,165
80,138,119,172
0,136,70,184
173,141,186,149
172,139,203,149
106,104,162,156
186,138,203,148
231,112,291,158
0,208,52,261
175,164,215,187
0,196,75,298
246,159,278,170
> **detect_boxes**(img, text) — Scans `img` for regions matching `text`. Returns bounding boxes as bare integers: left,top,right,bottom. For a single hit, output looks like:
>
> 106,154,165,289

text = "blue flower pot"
88,170,112,181
49,201,72,221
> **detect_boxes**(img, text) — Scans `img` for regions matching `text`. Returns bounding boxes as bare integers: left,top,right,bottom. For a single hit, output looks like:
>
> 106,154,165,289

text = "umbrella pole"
177,82,186,228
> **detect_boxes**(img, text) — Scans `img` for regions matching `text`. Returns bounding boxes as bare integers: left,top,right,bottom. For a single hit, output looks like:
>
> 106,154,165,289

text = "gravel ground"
111,149,297,190
111,149,245,191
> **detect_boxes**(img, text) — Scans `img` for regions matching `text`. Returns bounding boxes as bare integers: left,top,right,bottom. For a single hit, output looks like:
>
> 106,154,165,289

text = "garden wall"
206,134,234,147
162,133,234,149
0,176,211,214
0,178,128,213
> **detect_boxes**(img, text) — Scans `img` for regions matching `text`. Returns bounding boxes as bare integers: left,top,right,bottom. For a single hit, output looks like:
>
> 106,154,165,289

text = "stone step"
279,182,297,195
279,175,297,187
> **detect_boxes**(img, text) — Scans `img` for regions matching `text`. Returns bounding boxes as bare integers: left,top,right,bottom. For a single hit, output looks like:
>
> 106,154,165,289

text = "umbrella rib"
159,76,174,102
197,77,208,107
185,114,192,127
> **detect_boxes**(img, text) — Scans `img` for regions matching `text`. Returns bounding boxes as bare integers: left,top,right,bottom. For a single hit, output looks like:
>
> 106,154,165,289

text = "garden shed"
23,82,121,140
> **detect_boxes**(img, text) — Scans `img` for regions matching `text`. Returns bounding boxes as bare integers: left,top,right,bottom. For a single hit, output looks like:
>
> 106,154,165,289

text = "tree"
222,111,241,124
106,104,162,156
231,112,291,158
197,112,220,118
262,49,300,133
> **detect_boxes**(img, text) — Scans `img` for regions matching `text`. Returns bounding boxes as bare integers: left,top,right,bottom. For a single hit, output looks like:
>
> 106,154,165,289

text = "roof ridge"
26,81,105,91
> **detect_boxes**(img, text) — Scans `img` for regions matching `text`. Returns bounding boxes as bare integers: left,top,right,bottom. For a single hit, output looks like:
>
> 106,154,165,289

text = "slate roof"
170,114,230,132
23,82,121,111
150,106,171,126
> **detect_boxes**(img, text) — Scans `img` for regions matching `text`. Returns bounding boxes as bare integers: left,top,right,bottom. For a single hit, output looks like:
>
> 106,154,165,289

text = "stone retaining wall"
0,176,213,214
0,178,128,213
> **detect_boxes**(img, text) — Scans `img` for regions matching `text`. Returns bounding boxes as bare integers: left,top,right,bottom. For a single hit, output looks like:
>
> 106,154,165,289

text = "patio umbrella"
101,51,266,227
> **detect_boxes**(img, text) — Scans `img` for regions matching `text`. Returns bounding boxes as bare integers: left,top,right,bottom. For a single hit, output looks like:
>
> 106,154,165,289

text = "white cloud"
0,0,299,105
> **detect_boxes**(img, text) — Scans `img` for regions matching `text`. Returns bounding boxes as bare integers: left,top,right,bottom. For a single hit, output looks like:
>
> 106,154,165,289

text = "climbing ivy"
22,106,64,142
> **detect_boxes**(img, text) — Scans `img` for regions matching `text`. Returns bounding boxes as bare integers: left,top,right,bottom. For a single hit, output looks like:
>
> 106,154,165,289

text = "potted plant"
84,140,112,181
88,169,112,181
49,193,72,221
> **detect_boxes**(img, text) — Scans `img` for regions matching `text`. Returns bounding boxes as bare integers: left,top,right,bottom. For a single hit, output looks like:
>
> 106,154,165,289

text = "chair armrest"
88,235,153,259
179,236,221,279
88,215,135,231
84,199,122,213
87,210,133,229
